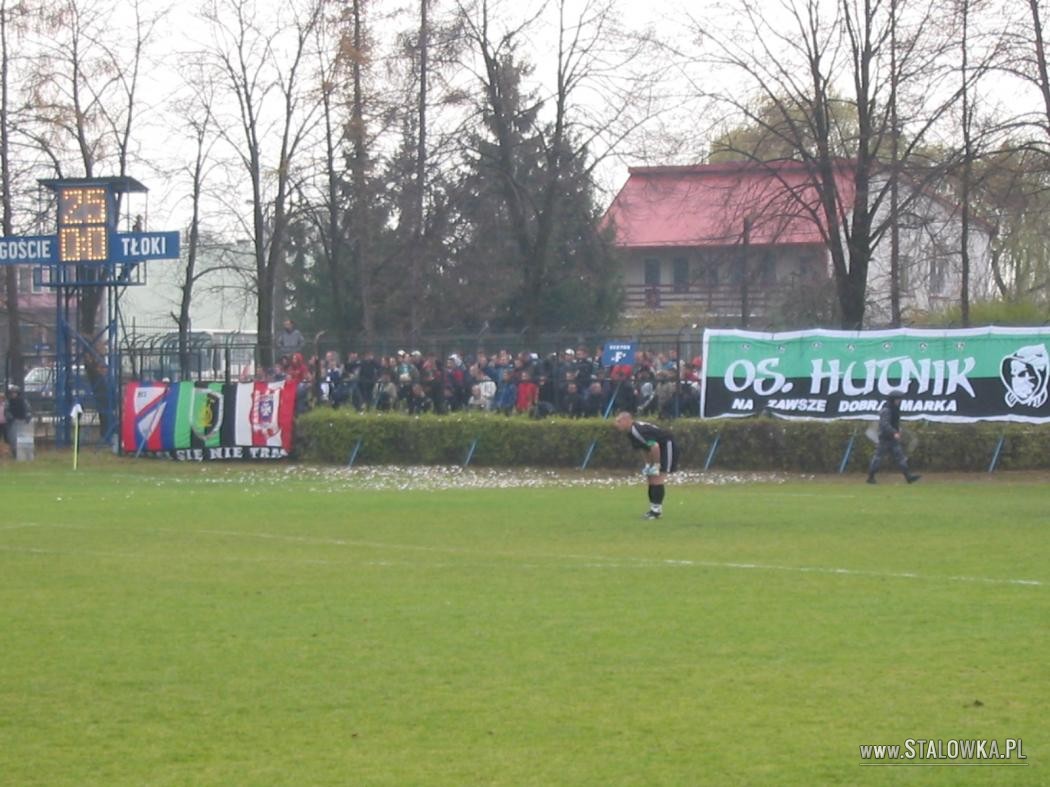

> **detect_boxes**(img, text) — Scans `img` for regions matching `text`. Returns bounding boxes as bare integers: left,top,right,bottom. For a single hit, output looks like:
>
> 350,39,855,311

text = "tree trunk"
409,0,428,336
889,0,901,326
2,3,23,385
350,0,374,340
959,0,972,327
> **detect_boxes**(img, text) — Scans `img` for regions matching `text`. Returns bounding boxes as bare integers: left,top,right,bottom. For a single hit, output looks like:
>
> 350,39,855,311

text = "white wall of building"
119,243,257,335
865,182,993,325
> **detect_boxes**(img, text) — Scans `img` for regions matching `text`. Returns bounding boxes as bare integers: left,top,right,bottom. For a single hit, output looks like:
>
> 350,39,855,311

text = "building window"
672,257,689,293
800,249,825,281
644,258,661,286
929,257,947,294
755,251,774,286
727,257,743,286
18,267,46,294
30,267,48,294
697,258,719,288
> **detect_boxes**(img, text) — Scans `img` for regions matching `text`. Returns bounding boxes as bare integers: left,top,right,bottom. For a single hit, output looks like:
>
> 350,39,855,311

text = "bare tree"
342,0,378,338
295,0,404,343
967,143,1050,303
407,0,430,337
170,60,223,377
968,0,1050,307
22,0,159,433
308,2,353,348
957,0,975,326
685,0,963,329
888,0,902,324
927,0,1009,322
202,0,323,367
0,0,28,386
1024,0,1050,143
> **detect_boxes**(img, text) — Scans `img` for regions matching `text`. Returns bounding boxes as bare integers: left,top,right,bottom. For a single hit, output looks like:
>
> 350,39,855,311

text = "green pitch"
1,455,1047,786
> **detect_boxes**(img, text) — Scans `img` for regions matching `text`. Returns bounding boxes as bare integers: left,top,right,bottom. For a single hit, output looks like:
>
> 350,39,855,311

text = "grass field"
1,451,1047,786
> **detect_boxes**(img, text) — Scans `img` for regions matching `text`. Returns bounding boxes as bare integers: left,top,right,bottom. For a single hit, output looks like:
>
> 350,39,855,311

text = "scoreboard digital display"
57,186,110,262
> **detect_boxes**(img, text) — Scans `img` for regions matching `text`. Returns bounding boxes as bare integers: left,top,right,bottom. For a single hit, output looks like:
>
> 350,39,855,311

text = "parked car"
22,365,94,412
23,365,59,397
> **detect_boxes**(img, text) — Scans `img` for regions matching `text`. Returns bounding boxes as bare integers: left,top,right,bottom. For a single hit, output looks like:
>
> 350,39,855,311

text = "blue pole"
988,434,1006,474
602,381,622,420
703,432,721,471
347,437,363,468
838,433,856,474
463,438,479,469
580,439,598,470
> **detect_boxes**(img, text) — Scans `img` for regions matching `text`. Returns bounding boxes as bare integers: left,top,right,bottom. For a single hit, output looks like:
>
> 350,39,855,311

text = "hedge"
295,410,1050,473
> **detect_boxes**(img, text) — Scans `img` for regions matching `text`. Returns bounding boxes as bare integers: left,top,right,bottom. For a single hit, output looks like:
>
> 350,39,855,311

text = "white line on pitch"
0,543,456,569
650,559,1043,587
7,524,1044,588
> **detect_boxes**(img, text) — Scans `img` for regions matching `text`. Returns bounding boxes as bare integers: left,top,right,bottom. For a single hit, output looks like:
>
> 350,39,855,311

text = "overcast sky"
128,0,695,234
110,0,1038,237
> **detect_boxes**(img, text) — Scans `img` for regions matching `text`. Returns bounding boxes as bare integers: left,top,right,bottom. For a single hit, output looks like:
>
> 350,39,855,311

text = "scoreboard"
0,177,180,268
57,185,111,262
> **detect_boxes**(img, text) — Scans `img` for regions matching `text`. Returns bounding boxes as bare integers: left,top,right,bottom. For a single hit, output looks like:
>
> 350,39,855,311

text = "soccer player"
615,411,678,519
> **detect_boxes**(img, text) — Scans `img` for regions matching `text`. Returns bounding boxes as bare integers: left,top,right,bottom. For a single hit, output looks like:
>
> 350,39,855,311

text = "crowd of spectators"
270,345,703,419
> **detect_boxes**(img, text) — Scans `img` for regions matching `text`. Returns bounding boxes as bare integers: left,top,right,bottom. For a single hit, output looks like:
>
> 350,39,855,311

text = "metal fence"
122,331,258,384
310,329,703,367
111,329,704,384
4,328,708,446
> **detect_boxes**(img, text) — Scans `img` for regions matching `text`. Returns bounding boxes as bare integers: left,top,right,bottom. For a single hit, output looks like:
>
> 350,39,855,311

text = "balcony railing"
626,283,788,317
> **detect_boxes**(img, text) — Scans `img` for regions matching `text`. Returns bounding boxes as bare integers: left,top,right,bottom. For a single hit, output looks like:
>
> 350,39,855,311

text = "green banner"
701,328,1050,422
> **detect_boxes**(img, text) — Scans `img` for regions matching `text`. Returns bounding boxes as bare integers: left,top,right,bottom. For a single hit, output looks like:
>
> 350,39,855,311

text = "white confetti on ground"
164,464,801,493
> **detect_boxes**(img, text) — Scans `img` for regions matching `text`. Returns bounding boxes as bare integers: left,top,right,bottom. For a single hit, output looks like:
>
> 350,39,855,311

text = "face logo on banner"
191,388,224,441
1000,344,1050,408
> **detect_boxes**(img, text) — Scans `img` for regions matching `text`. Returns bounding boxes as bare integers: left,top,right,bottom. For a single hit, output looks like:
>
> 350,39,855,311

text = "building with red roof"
604,160,991,326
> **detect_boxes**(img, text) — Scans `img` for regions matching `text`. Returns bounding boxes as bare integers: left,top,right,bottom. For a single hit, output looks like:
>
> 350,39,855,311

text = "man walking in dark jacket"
867,394,920,484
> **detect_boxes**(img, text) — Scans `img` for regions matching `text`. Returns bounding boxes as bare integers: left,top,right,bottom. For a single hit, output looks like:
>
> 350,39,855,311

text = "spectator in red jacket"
515,371,539,414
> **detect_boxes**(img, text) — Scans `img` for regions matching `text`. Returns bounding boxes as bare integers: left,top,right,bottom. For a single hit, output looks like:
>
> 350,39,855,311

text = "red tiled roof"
605,161,855,249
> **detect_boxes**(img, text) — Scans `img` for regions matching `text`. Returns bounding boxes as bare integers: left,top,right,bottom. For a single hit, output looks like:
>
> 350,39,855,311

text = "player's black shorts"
659,440,679,474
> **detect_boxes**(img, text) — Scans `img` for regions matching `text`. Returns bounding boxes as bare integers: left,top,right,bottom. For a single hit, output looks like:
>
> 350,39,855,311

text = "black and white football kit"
626,420,678,474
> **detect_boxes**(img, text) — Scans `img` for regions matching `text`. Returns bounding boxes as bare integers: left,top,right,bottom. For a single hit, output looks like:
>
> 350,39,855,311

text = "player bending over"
614,411,678,520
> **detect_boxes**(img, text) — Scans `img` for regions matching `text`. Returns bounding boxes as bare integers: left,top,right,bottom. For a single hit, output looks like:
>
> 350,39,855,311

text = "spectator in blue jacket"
493,369,518,414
